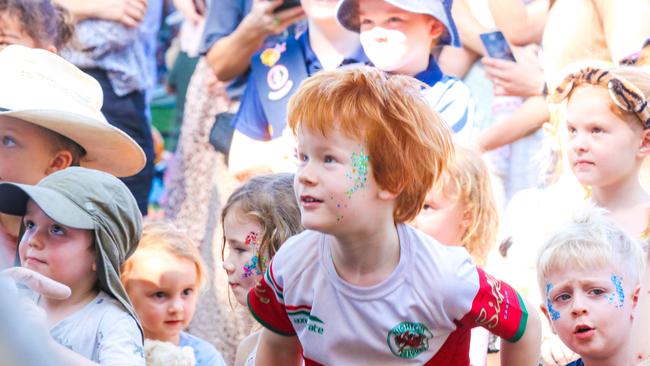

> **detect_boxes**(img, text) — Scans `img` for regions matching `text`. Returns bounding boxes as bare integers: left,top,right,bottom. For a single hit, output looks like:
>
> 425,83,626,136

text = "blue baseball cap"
336,0,461,47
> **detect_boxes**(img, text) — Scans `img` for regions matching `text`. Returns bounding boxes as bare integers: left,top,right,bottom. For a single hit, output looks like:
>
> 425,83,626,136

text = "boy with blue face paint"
336,0,475,144
537,206,644,366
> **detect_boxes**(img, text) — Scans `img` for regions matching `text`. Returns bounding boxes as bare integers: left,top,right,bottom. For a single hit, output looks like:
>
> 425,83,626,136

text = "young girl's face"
124,251,199,344
0,14,38,50
222,208,265,306
412,185,467,246
565,85,648,189
19,200,95,291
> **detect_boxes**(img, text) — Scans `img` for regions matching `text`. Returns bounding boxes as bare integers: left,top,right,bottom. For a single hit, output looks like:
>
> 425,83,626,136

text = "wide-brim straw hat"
0,45,146,177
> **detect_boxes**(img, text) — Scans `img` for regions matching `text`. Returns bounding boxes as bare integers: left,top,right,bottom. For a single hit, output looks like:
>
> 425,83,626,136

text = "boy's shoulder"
270,230,323,274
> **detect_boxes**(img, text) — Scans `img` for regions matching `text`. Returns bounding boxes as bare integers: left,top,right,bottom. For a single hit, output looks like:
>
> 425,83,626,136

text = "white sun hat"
0,45,146,177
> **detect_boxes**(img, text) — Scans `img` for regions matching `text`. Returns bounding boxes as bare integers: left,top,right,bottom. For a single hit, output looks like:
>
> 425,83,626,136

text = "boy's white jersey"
249,224,528,365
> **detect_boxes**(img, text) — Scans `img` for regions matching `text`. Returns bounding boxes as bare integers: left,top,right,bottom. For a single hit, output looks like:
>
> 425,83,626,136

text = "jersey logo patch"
386,321,433,359
287,305,325,335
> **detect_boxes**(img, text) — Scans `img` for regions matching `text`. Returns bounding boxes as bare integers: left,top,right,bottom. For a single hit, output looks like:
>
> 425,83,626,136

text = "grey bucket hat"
0,167,143,334
336,0,461,47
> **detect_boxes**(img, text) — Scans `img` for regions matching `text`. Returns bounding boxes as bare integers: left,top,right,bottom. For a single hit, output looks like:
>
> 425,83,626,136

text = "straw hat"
0,45,146,177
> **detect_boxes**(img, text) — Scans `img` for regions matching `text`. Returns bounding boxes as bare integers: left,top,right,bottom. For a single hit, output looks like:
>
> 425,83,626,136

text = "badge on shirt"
260,43,294,101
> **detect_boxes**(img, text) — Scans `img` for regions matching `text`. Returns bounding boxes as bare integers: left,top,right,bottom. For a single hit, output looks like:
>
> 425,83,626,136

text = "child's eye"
422,203,434,211
153,291,166,299
23,220,35,230
566,126,577,135
591,127,603,134
324,155,336,163
554,293,572,302
387,16,404,23
50,225,65,236
182,288,194,296
298,153,308,163
589,288,606,296
2,136,16,147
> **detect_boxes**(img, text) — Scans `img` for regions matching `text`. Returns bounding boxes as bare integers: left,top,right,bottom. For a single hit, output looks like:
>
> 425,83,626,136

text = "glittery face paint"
546,283,561,321
241,232,266,278
605,274,625,308
344,145,369,199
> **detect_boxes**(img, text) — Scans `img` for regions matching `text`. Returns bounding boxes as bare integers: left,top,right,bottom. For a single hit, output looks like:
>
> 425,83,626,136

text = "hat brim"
336,0,457,47
0,109,146,178
0,183,94,230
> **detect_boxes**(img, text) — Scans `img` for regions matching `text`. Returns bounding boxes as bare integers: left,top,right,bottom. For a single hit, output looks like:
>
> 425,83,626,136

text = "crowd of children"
1,0,650,366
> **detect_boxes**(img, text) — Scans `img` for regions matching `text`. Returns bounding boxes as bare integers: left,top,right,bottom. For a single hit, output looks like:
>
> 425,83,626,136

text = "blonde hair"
288,66,454,222
537,204,644,296
121,220,206,290
221,173,303,273
433,147,497,266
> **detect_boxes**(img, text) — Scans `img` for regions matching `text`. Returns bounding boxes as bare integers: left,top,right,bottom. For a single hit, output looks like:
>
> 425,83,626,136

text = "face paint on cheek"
344,145,369,199
606,274,625,308
242,255,264,278
241,231,267,278
546,283,561,321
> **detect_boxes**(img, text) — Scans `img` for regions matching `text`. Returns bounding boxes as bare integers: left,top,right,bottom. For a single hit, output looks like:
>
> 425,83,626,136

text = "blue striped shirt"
415,60,475,145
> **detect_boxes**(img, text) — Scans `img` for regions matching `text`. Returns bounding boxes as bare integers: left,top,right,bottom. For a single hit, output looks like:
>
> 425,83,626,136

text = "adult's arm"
451,0,490,55
53,0,147,28
476,96,548,152
254,329,302,366
205,0,304,81
487,0,549,46
593,0,650,62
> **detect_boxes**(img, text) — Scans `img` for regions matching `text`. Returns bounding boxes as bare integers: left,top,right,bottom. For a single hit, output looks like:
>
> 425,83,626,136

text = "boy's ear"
632,284,641,309
378,189,398,201
539,305,558,334
44,150,73,175
429,19,445,40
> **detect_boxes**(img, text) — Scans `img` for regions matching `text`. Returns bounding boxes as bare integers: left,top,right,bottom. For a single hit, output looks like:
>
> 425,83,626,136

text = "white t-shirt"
248,224,528,365
49,291,145,366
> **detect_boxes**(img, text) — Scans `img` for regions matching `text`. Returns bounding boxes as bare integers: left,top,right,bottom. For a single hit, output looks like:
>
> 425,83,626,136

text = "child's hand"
540,336,578,366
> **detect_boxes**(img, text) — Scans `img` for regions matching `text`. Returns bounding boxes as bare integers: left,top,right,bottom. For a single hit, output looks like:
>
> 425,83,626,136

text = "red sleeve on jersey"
459,267,528,342
247,274,296,336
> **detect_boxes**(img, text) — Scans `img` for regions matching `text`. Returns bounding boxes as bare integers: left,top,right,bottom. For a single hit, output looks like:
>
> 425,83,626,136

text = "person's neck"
307,18,359,71
328,217,400,287
591,171,649,211
42,284,99,326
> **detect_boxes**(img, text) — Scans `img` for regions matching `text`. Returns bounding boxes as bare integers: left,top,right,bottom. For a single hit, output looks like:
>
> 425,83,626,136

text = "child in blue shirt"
337,0,475,143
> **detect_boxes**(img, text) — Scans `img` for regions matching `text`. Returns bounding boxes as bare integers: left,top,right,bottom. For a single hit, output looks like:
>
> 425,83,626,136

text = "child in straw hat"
0,45,145,266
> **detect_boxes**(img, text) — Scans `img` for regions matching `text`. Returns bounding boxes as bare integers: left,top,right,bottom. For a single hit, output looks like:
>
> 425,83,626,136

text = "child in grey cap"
0,166,145,366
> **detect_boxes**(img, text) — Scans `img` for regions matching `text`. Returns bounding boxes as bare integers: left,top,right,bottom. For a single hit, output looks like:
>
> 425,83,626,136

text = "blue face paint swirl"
546,283,561,321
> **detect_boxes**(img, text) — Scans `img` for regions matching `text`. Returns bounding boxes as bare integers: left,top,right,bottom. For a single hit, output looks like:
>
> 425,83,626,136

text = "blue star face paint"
546,283,561,321
606,274,625,309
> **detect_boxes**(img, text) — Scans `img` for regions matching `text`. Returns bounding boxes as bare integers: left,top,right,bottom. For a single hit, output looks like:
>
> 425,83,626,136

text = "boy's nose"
168,298,183,313
570,295,589,316
297,164,317,186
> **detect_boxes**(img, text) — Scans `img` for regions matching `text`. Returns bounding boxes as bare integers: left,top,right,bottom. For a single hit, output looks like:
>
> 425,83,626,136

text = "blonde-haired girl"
412,145,498,365
122,220,227,366
220,173,303,366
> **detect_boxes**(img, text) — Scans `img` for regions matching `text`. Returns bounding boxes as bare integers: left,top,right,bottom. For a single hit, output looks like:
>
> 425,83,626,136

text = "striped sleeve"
247,261,296,336
425,77,475,145
459,268,528,343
